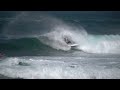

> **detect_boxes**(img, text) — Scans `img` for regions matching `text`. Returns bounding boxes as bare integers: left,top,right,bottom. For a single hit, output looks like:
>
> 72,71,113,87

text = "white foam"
0,56,120,79
39,25,87,51
79,35,120,54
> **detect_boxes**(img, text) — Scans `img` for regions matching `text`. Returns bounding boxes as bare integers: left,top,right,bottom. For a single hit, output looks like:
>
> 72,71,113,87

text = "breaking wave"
1,12,120,54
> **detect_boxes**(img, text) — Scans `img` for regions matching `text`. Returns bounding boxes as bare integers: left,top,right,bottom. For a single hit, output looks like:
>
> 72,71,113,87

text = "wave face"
1,11,120,55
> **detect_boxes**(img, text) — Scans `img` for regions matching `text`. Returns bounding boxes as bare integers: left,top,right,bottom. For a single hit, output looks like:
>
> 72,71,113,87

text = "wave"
78,34,120,54
1,12,120,54
2,28,120,55
38,25,87,51
38,28,120,54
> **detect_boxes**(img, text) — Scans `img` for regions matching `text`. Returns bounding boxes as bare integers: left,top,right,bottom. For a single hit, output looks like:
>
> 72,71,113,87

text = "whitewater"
0,11,120,79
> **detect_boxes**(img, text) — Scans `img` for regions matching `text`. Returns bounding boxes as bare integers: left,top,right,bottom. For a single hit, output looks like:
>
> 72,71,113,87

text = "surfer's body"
64,37,78,47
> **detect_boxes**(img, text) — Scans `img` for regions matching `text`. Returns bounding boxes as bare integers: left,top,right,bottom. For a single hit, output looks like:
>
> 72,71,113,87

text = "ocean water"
0,11,120,79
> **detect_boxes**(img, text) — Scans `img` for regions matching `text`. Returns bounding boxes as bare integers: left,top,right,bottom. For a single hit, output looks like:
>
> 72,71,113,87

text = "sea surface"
0,11,120,79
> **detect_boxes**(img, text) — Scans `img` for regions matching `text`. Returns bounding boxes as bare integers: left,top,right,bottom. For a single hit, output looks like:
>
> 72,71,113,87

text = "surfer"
64,37,72,44
64,37,78,48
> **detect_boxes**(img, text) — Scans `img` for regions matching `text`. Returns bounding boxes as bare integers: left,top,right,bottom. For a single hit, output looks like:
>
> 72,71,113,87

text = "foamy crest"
77,34,120,54
39,25,87,51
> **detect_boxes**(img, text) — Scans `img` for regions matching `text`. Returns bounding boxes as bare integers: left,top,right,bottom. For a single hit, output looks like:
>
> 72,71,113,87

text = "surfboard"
68,44,78,47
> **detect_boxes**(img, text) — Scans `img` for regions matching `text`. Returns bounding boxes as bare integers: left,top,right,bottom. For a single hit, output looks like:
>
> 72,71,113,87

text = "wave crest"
38,25,87,51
